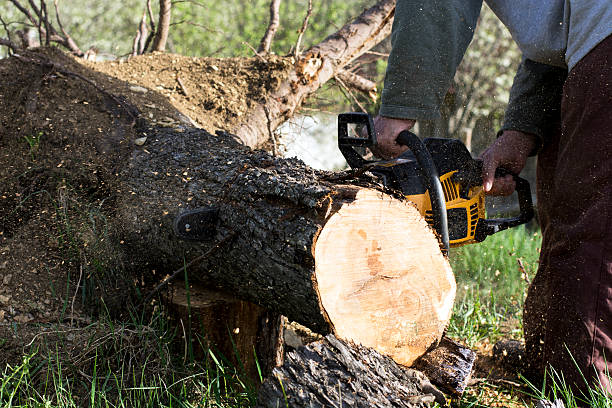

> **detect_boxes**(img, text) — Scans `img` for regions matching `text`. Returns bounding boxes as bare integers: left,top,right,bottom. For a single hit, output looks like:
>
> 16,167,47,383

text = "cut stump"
164,282,284,382
313,189,456,366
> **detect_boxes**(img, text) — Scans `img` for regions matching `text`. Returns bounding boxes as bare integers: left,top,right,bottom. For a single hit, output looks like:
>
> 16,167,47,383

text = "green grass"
447,225,541,347
0,315,259,407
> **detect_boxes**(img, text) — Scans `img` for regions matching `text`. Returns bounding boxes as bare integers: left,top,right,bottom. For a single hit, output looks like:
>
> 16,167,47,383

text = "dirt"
82,51,291,134
0,46,291,367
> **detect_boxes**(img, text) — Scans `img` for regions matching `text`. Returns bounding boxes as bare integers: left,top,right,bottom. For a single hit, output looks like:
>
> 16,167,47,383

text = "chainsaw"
338,112,534,253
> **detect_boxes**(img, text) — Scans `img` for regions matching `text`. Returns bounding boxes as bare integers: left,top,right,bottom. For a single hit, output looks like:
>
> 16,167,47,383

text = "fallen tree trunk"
116,123,455,365
256,334,447,408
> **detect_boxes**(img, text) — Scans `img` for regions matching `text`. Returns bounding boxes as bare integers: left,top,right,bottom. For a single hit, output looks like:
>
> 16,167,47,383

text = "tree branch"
132,9,149,56
235,0,395,148
151,0,171,52
258,0,281,54
334,73,367,112
0,37,20,53
53,0,82,55
40,0,50,46
294,0,312,58
335,69,378,101
9,0,83,55
0,14,18,53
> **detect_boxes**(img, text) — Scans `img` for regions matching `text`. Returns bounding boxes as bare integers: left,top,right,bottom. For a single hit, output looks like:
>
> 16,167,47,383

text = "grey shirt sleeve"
380,0,483,120
501,58,567,152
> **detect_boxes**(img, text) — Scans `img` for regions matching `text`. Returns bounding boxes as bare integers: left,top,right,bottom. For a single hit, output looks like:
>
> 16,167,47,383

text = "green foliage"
524,359,612,408
22,131,42,160
0,0,374,58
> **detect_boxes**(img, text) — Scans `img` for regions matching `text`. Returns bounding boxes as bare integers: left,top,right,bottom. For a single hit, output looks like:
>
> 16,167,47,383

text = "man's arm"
480,58,567,195
499,58,567,152
374,0,483,158
380,0,483,121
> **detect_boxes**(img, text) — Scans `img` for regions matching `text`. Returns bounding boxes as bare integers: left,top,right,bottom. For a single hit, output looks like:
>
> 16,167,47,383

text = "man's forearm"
380,0,483,120
501,58,567,153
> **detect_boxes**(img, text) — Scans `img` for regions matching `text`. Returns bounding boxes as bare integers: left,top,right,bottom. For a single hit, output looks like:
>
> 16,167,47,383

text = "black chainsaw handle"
473,162,535,242
396,131,449,255
337,112,376,168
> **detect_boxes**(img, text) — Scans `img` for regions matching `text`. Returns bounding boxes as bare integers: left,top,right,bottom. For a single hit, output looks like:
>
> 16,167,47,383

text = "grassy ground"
447,225,542,407
448,225,541,348
2,226,607,407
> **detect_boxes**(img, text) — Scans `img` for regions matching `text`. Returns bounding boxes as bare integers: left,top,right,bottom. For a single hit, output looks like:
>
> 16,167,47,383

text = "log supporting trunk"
256,334,447,408
164,282,284,382
116,124,455,366
413,337,476,396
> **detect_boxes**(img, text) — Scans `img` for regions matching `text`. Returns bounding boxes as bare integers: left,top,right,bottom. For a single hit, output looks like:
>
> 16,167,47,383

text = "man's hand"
370,116,416,159
480,130,537,196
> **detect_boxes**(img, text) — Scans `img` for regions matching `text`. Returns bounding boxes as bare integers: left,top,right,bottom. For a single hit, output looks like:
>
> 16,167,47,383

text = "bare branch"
146,0,156,33
24,0,45,45
10,0,83,55
235,0,395,148
336,69,378,102
151,0,171,52
294,0,312,58
132,9,149,56
40,0,50,46
258,0,281,54
169,20,222,34
53,0,79,53
9,0,39,28
170,0,206,7
242,41,265,61
0,15,17,53
0,37,20,53
334,74,367,113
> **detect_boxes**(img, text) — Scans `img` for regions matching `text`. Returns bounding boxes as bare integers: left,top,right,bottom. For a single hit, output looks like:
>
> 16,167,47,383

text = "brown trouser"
524,35,612,398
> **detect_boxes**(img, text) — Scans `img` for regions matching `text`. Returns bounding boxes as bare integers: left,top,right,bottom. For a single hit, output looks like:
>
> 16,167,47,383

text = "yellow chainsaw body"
404,171,486,247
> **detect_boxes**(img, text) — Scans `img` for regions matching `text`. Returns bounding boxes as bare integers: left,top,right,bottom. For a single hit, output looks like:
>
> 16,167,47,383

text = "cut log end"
315,189,456,366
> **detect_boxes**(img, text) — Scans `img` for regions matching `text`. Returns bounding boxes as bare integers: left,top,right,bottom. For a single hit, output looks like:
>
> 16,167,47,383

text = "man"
373,0,612,399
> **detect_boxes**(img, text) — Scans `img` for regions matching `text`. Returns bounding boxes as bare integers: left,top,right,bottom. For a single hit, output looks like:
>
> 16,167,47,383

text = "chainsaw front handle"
337,112,376,169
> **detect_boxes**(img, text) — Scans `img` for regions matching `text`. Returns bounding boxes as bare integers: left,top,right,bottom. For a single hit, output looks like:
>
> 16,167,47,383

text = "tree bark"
413,337,476,396
256,334,447,408
234,0,395,148
164,282,284,382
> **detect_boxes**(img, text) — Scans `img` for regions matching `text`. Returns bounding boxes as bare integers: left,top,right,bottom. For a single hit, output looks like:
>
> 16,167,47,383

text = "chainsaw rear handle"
338,112,376,168
473,163,535,242
396,131,450,254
